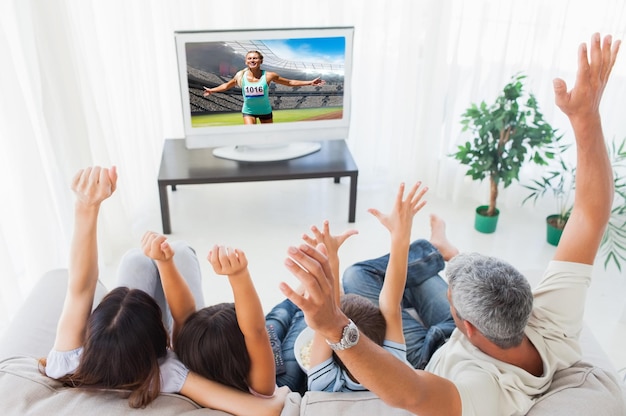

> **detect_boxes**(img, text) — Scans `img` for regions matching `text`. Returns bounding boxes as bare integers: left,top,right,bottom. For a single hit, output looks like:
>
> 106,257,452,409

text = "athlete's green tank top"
241,70,272,115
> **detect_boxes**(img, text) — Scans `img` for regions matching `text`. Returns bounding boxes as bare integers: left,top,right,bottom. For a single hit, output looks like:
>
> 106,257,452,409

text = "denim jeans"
342,239,456,369
265,298,308,393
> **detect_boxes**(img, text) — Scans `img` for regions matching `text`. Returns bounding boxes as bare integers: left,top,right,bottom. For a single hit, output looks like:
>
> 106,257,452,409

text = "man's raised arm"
280,243,462,416
553,33,621,264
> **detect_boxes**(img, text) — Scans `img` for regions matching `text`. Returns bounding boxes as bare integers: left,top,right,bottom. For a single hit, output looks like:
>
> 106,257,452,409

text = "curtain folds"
1,0,625,324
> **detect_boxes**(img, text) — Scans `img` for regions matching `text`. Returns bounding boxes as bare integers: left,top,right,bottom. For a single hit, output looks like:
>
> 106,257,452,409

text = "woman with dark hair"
42,166,288,414
203,50,325,124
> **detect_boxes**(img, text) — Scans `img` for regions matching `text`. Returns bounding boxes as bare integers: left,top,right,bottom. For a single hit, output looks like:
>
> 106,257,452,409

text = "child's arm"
181,373,289,416
301,222,358,369
208,245,276,397
141,231,196,347
54,166,117,352
370,182,428,344
302,220,358,304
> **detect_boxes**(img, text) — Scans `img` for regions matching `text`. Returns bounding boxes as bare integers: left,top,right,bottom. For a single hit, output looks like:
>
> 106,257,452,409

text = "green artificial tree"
452,73,561,227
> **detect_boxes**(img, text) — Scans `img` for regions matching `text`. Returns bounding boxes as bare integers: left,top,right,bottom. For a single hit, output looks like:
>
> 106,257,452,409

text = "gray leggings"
115,241,205,333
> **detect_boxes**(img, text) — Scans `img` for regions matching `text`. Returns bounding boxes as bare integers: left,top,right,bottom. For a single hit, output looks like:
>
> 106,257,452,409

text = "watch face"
327,320,359,351
347,327,359,344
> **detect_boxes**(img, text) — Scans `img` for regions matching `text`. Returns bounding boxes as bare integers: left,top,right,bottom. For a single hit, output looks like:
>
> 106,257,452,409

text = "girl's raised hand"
141,231,174,262
208,245,249,277
71,166,118,206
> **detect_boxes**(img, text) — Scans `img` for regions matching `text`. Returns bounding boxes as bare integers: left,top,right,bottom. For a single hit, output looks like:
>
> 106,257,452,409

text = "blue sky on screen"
262,37,345,65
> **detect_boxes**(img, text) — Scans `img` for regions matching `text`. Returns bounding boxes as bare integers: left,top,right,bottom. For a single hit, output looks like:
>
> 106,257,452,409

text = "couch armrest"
0,269,107,361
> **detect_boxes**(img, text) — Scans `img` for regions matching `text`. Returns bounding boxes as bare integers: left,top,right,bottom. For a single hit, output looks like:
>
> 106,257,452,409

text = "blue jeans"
265,299,308,393
342,239,456,369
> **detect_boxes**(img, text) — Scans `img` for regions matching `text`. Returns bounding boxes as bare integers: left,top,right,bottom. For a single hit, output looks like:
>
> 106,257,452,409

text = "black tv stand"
158,139,359,234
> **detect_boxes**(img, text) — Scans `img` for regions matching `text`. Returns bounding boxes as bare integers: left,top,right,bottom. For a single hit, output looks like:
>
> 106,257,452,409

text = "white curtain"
1,0,626,323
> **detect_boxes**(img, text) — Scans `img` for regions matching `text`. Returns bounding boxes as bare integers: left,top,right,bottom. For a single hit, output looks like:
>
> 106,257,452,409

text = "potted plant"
452,73,560,233
523,138,626,269
598,138,626,271
522,144,574,246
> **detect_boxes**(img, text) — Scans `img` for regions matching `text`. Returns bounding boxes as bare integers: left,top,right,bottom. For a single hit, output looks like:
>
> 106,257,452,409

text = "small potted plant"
452,73,560,233
599,138,626,271
523,138,626,265
522,145,574,246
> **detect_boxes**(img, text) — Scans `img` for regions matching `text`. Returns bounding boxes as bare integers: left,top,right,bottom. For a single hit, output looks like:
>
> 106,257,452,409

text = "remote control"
267,325,286,375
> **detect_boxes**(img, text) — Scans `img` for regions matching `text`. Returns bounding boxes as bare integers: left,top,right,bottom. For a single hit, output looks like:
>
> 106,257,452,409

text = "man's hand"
553,33,620,123
280,243,349,338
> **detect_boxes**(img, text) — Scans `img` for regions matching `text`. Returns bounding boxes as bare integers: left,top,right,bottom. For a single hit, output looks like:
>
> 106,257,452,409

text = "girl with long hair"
42,166,288,414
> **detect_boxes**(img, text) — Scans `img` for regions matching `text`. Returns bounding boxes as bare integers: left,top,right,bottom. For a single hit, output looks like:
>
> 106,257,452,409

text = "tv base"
212,142,322,162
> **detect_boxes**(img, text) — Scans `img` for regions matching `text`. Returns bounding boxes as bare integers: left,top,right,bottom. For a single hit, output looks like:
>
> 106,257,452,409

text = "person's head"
245,50,264,67
446,252,533,349
334,294,386,378
340,294,386,345
175,303,250,392
52,287,169,408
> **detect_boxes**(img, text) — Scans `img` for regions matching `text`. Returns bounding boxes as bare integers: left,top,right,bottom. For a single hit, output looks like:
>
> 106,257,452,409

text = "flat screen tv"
174,26,354,162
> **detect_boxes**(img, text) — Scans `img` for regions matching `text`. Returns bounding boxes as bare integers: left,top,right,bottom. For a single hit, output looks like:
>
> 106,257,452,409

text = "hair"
175,302,250,392
246,50,264,63
446,252,533,349
235,51,265,88
44,287,169,408
333,294,386,377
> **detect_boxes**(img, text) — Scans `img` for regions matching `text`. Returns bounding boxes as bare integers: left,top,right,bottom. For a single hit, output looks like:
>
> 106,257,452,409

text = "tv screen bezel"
174,26,354,150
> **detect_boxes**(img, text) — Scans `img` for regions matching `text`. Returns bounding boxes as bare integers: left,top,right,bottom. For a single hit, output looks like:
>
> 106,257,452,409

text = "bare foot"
429,214,459,261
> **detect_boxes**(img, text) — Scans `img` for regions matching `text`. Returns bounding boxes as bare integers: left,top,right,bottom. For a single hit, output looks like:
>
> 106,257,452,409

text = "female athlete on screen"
203,50,325,124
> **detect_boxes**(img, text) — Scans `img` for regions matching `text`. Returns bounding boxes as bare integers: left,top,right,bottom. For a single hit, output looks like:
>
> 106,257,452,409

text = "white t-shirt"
46,348,189,393
425,261,592,416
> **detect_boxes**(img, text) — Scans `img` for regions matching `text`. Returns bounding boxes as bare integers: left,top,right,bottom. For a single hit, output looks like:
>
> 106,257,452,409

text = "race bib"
244,85,265,97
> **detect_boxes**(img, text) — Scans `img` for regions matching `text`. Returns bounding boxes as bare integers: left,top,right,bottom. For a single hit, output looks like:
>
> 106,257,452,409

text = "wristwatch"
326,319,360,351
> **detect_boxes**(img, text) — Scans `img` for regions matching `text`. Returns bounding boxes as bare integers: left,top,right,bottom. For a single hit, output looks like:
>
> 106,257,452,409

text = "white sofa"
1,269,625,415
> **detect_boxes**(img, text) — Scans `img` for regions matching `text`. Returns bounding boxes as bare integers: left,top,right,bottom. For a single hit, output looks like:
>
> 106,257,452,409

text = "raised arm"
301,221,358,368
208,245,276,396
302,220,358,303
370,182,428,344
203,77,238,96
280,243,461,415
268,72,326,87
181,373,289,416
141,231,196,346
53,166,118,351
553,33,621,264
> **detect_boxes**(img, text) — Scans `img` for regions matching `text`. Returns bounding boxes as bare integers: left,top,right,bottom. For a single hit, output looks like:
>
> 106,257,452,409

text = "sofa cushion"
526,360,626,416
0,356,217,415
299,390,413,415
296,360,626,416
0,356,303,416
0,269,108,361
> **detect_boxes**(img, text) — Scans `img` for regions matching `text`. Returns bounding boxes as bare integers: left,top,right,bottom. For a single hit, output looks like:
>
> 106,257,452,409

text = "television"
173,26,354,162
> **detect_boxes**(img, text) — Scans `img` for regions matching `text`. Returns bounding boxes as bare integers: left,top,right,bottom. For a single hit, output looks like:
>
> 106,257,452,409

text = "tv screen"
174,27,354,161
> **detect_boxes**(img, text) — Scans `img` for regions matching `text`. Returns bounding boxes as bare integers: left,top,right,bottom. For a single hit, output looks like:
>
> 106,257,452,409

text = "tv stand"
158,139,358,234
212,142,322,162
